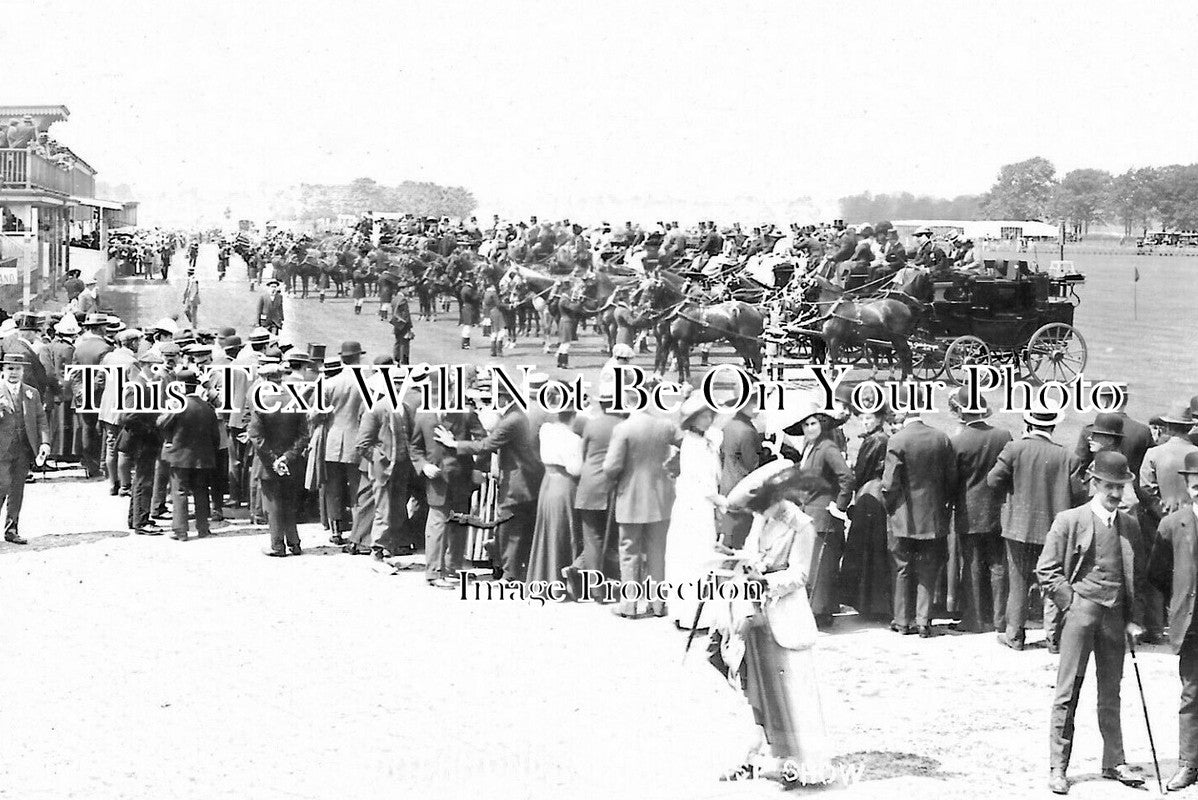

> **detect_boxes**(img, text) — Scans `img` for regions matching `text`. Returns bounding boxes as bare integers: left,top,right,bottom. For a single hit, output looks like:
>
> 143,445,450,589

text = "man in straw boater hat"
72,313,115,479
315,341,368,548
1148,450,1198,791
0,353,51,545
987,408,1083,652
948,386,1013,634
1036,450,1148,795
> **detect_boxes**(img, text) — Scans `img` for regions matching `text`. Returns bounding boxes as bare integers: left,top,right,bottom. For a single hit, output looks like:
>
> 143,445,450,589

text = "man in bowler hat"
1037,451,1147,795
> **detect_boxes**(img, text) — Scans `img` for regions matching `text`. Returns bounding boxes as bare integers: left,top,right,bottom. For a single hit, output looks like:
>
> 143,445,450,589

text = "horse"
639,270,766,382
800,274,922,378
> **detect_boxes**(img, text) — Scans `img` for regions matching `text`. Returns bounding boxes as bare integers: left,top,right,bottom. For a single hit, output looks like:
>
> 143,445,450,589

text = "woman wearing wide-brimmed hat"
839,394,894,622
709,459,831,787
777,400,855,629
663,394,723,629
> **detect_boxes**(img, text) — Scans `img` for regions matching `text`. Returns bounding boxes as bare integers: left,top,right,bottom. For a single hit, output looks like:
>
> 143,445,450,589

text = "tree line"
840,157,1198,237
298,177,477,222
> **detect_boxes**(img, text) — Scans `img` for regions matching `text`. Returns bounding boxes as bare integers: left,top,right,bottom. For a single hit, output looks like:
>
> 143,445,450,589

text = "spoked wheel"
1024,323,1087,384
836,342,865,368
944,335,992,385
910,336,945,381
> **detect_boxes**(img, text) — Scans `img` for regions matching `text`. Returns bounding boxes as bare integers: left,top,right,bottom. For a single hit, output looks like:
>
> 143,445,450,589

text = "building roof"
0,105,69,124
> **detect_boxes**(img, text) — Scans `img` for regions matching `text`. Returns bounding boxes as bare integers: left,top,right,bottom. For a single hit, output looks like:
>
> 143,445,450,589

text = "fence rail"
0,148,74,194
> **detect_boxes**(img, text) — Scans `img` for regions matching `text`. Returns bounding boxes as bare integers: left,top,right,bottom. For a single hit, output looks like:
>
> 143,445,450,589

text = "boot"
490,340,499,357
461,337,471,350
354,304,361,315
556,352,568,369
700,352,709,367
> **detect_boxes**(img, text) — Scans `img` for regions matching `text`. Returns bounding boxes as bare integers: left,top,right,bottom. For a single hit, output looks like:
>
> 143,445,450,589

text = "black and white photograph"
3,2,1198,798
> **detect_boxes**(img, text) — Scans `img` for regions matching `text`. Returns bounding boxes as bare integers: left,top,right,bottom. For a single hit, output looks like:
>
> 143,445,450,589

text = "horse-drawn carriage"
768,259,1088,385
905,262,1087,384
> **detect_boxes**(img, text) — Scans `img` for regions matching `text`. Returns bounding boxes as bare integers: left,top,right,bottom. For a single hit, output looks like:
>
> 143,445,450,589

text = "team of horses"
251,230,925,381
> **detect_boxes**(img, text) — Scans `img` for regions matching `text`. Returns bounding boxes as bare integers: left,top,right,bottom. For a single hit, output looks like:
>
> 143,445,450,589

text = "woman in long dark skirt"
838,400,893,621
781,403,854,630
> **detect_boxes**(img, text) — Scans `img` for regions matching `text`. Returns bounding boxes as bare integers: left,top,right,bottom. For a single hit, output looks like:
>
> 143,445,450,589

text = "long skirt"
664,491,719,628
52,400,76,459
808,527,843,617
742,623,829,771
525,467,578,585
838,493,892,618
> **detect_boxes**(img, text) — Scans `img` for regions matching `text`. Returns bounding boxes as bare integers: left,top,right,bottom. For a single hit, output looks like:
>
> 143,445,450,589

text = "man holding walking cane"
1036,450,1148,795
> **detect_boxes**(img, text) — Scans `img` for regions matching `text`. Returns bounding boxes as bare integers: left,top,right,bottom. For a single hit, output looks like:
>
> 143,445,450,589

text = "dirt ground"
1,244,1195,799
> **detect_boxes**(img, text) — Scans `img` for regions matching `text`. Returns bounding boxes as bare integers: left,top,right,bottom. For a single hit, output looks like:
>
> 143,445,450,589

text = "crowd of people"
9,218,1198,792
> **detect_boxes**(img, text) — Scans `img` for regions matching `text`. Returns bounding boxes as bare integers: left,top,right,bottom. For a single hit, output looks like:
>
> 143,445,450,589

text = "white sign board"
0,267,19,285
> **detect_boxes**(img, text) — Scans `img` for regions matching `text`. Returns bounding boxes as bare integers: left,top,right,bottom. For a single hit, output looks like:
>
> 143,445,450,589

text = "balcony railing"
0,148,74,195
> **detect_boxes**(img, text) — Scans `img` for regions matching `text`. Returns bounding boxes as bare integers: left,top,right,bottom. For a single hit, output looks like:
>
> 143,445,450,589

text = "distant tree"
981,156,1057,220
296,178,477,221
1107,167,1159,237
838,191,984,222
1051,168,1112,236
1152,164,1198,231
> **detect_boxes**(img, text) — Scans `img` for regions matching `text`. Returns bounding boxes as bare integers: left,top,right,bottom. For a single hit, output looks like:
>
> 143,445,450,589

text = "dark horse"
801,275,921,378
639,270,765,382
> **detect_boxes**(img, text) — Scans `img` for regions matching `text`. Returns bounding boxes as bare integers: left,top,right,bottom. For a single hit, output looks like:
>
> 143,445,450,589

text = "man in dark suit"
248,381,311,557
157,370,220,541
355,375,418,559
567,386,625,589
256,279,285,334
949,389,1013,633
0,354,50,544
434,381,543,581
410,374,486,587
1037,451,1147,795
988,410,1083,651
881,411,958,637
603,407,680,618
70,313,113,478
118,351,166,535
716,396,762,550
1148,451,1198,791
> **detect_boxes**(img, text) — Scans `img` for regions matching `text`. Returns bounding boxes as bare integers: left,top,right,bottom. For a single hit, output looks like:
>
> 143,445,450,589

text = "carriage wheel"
1024,323,1088,384
944,335,992,385
909,337,945,381
836,342,865,368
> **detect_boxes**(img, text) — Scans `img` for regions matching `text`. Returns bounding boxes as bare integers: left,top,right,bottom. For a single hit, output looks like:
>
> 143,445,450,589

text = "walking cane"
1127,633,1164,795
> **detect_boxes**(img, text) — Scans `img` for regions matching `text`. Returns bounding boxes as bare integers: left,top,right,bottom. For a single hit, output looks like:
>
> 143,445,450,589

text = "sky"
8,0,1198,226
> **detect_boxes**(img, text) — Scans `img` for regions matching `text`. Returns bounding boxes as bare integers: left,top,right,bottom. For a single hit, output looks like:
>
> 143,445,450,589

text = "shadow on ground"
0,530,131,554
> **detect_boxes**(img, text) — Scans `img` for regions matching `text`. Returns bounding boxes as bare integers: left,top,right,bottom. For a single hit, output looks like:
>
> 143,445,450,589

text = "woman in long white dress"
664,395,723,629
710,460,831,787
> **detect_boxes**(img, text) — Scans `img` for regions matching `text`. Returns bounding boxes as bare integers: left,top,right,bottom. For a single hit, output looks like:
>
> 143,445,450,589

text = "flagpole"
1134,265,1139,321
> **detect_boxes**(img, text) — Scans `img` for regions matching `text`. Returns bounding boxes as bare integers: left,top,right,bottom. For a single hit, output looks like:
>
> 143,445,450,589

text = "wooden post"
1058,219,1065,262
